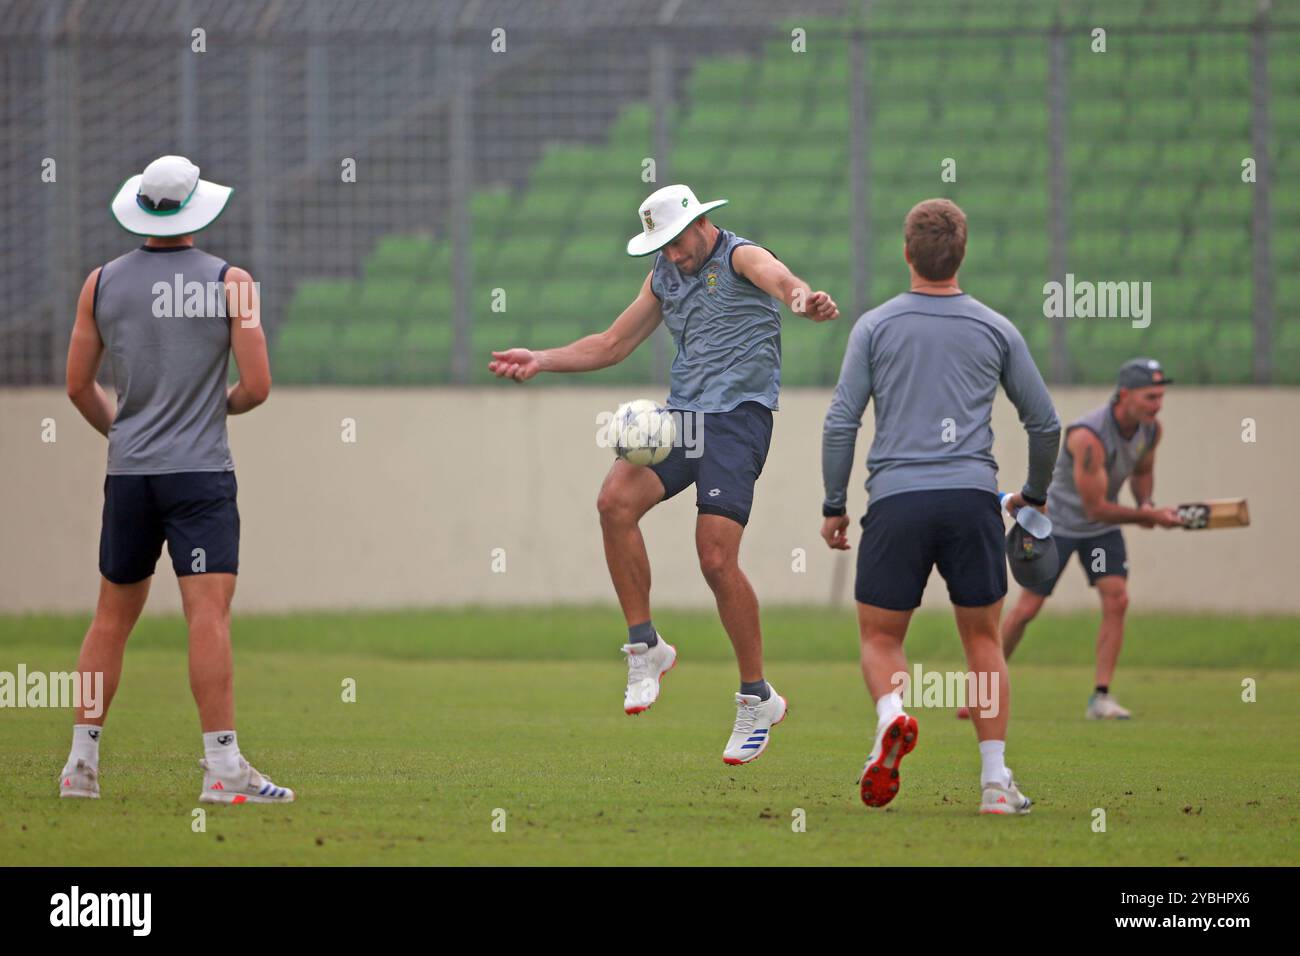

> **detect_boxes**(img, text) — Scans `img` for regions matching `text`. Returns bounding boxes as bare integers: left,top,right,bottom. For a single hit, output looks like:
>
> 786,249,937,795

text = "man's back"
824,291,1058,506
96,245,233,475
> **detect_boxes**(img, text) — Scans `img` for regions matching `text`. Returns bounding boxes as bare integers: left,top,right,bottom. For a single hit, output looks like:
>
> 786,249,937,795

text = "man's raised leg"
596,459,665,627
597,460,677,715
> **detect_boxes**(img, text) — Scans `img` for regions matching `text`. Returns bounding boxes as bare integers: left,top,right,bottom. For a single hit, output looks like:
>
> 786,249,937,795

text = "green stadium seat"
335,319,402,383
284,279,357,328
356,280,420,323
687,56,756,102
363,234,437,282
494,237,554,282
271,347,334,384
471,187,514,240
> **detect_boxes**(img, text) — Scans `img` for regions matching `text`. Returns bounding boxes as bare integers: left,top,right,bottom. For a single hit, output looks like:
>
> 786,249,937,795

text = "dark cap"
1005,524,1060,589
1116,357,1174,391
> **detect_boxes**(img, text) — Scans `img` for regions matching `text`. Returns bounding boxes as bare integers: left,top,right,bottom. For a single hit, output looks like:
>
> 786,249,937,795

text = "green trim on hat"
110,177,234,238
135,177,200,215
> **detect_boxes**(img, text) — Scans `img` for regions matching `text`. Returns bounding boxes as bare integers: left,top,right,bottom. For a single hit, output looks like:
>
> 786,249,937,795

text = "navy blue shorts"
855,489,1007,610
649,402,774,526
1026,530,1128,596
99,471,240,584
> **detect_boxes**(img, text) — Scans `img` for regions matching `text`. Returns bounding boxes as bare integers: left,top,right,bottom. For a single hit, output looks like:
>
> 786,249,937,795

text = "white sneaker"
722,689,788,765
199,756,295,804
980,770,1033,815
622,638,677,715
1086,692,1132,720
58,758,100,799
858,713,918,807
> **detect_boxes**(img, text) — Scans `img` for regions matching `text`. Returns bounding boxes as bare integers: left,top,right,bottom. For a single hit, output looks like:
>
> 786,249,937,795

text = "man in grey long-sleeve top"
820,199,1061,815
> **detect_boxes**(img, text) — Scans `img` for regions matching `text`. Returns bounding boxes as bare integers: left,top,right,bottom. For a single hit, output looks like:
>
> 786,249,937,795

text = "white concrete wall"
0,386,1290,613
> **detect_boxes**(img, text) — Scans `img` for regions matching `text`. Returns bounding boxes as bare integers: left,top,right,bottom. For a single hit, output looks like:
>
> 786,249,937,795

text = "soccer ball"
609,399,676,466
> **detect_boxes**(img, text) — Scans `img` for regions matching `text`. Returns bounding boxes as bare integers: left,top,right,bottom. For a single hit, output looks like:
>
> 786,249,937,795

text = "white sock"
979,740,1010,787
203,730,242,775
67,724,102,770
875,691,904,725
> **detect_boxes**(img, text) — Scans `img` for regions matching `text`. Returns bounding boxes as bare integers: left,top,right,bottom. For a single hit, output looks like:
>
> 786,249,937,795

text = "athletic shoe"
199,756,295,804
722,689,788,765
58,758,100,799
858,713,919,808
956,706,971,719
980,771,1033,815
1086,692,1132,720
622,638,677,715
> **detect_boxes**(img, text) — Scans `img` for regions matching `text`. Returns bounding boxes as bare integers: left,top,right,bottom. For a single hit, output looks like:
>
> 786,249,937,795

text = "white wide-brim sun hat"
626,183,728,257
110,155,233,237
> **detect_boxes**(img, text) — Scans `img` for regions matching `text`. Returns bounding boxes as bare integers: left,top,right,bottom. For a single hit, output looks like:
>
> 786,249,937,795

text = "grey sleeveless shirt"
1047,403,1156,537
95,245,234,475
651,228,782,412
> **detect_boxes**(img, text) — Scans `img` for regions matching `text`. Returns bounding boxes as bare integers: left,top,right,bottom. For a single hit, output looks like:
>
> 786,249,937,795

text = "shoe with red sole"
622,637,677,715
859,714,919,808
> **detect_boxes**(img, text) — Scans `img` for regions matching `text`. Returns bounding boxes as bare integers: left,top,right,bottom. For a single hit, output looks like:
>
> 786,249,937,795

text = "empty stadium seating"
278,1,1298,386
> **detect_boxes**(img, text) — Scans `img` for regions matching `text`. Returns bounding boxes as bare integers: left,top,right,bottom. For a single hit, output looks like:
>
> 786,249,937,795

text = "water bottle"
1000,492,1053,540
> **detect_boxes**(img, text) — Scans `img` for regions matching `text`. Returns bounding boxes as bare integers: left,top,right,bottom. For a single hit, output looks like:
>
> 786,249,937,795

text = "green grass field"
1,608,1297,866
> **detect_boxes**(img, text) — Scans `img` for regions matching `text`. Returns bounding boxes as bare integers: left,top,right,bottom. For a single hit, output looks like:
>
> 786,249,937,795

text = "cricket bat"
1175,498,1250,530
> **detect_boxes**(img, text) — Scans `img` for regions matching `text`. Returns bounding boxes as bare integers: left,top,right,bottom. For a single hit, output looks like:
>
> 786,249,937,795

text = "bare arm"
1071,428,1178,527
488,271,663,381
731,244,839,321
65,268,114,437
225,266,271,414
1129,420,1160,506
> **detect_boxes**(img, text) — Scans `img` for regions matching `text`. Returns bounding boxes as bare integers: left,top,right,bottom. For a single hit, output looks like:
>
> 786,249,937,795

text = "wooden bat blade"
1176,498,1250,529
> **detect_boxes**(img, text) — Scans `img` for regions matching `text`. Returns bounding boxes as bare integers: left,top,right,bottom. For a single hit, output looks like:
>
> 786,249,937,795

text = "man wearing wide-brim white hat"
61,155,291,804
490,183,840,766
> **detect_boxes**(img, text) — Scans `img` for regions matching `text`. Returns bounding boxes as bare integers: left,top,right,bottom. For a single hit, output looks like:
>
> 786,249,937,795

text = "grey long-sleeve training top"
822,291,1061,514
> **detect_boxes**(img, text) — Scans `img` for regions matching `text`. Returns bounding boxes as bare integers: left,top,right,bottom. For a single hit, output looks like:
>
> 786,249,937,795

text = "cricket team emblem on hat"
627,184,729,257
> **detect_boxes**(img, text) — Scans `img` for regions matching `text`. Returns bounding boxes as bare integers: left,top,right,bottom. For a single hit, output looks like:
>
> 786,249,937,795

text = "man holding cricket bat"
998,358,1182,719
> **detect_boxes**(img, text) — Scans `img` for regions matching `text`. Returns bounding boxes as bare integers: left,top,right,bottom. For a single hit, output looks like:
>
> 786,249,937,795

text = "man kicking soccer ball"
998,358,1182,719
490,183,838,764
59,155,292,803
821,199,1060,814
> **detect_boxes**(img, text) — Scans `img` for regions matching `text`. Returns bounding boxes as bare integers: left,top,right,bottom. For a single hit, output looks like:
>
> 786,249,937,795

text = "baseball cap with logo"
626,184,728,257
1116,357,1174,391
110,155,233,238
1005,520,1060,590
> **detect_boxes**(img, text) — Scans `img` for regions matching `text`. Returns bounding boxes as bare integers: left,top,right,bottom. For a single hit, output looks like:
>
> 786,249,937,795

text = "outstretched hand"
488,348,541,382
